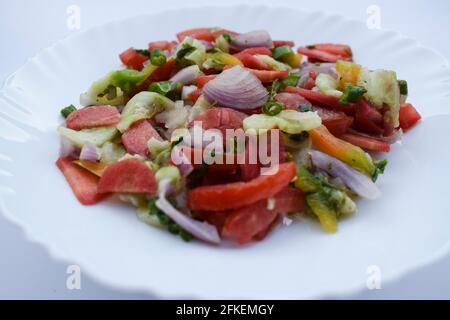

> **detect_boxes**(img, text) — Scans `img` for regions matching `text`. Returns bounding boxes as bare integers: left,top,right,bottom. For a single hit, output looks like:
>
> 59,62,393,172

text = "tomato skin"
189,107,247,132
340,133,390,153
274,92,312,111
56,157,106,205
237,54,271,70
148,40,177,52
249,69,289,83
284,86,355,114
130,58,177,96
222,187,306,244
313,43,353,57
122,120,162,156
98,159,157,195
399,103,421,131
195,75,216,88
353,99,384,135
187,162,297,211
273,40,295,47
177,28,215,42
297,47,351,63
119,48,148,71
66,106,120,131
233,47,272,59
314,106,354,136
187,88,202,103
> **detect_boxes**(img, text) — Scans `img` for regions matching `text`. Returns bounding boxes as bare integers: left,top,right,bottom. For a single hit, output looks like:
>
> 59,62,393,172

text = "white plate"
1,5,450,299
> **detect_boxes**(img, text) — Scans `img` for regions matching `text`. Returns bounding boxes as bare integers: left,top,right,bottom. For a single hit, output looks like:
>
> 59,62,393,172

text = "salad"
56,27,421,245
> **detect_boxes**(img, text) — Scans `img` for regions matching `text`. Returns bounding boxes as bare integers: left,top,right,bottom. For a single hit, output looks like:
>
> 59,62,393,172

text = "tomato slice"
233,47,272,59
237,53,271,70
353,99,384,135
273,40,295,47
399,103,421,131
122,120,162,156
98,159,157,195
297,47,351,63
314,106,354,136
195,75,217,88
312,43,353,58
189,107,247,132
339,133,390,153
249,69,289,83
66,106,121,131
56,157,106,205
176,28,215,42
119,48,148,71
284,86,355,114
148,40,177,52
223,187,306,244
275,92,312,111
187,162,297,211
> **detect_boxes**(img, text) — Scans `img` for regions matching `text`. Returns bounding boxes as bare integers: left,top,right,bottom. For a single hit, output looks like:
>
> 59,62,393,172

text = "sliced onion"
79,142,101,161
60,137,80,158
171,146,194,177
182,85,198,101
297,62,337,88
231,30,273,50
170,65,202,90
310,150,381,200
156,179,221,244
203,65,269,110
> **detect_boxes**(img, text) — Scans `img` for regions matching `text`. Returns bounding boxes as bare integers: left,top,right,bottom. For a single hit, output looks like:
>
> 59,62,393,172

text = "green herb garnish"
398,80,408,95
372,159,388,182
60,104,77,118
339,85,367,105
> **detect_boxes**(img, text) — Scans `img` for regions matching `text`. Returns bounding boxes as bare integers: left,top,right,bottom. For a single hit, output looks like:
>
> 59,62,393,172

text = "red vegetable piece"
66,106,120,131
56,157,106,205
119,48,148,71
399,103,421,131
98,159,157,195
273,40,295,47
314,106,354,136
122,120,162,156
340,133,390,153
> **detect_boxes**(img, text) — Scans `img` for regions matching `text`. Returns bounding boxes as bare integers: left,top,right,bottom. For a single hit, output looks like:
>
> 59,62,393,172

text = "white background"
1,0,449,299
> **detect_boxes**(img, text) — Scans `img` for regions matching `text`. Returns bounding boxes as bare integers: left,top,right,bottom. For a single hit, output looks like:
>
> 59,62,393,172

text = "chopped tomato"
195,75,217,88
284,86,354,114
187,88,202,103
339,133,390,153
399,103,421,131
353,99,384,135
187,162,297,211
237,53,271,70
249,69,289,83
148,40,177,52
275,92,312,111
297,47,351,63
119,48,148,71
66,106,120,131
56,157,106,205
304,78,316,90
273,40,295,47
312,43,353,58
222,187,306,244
314,106,354,136
176,28,216,42
98,159,157,195
122,120,162,156
233,47,272,59
189,107,247,133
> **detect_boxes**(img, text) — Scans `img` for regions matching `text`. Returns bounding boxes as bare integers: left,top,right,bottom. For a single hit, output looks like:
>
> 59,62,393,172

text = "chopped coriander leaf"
270,79,281,98
398,80,408,95
171,136,184,147
176,44,196,60
60,104,77,118
222,33,232,42
168,222,180,235
148,81,172,96
156,210,170,225
135,49,151,57
300,105,313,112
263,101,284,116
272,45,294,60
372,159,388,182
339,85,367,105
148,198,159,215
180,230,193,242
150,48,167,66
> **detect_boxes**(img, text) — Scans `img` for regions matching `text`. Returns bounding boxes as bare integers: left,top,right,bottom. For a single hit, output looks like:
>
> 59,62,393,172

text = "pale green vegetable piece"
148,138,171,159
243,110,322,134
58,126,118,148
358,68,400,127
117,91,175,132
155,166,181,191
176,37,207,67
214,34,230,53
254,54,291,71
188,95,213,122
100,142,126,164
315,73,343,97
